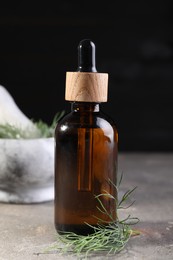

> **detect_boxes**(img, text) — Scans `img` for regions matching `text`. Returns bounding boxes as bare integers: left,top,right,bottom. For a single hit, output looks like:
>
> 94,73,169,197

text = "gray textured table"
0,153,173,260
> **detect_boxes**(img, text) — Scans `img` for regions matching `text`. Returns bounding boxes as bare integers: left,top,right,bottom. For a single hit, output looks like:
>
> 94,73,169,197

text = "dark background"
0,1,173,151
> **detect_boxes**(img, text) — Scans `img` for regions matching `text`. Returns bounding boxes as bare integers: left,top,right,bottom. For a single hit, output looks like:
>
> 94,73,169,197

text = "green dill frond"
0,124,27,139
55,222,132,257
42,176,140,259
0,110,65,139
34,110,65,138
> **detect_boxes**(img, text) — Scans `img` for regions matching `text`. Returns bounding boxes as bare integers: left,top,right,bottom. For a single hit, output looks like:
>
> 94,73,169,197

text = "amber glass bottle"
54,39,118,235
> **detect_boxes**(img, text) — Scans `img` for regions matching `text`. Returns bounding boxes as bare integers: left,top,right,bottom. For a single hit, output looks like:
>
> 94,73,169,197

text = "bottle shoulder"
55,111,118,134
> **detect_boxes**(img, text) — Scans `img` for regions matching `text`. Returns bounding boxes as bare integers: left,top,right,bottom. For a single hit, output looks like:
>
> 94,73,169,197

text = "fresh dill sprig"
55,222,132,258
0,110,65,139
42,175,140,259
33,110,65,138
0,124,27,139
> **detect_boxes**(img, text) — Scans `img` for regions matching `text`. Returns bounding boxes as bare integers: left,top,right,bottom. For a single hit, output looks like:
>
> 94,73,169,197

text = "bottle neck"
71,102,100,112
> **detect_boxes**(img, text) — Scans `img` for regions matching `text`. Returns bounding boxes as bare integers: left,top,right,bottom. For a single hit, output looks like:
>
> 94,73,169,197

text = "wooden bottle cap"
65,72,108,102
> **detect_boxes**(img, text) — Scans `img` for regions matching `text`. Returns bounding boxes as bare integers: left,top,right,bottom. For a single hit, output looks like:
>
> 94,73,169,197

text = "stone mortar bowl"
0,137,54,203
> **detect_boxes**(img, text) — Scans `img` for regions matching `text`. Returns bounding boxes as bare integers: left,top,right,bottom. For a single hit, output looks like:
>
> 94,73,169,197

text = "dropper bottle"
54,39,118,235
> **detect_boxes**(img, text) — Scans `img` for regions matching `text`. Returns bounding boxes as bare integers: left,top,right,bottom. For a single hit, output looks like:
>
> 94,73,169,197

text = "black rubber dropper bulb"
77,39,97,72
